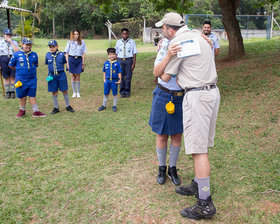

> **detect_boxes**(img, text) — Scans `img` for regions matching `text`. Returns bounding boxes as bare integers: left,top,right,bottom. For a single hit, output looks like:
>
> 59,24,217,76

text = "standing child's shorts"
104,78,118,96
15,77,37,98
48,71,68,92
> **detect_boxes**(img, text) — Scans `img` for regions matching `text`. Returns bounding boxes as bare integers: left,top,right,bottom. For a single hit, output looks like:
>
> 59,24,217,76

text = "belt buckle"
122,58,126,61
75,56,78,59
174,92,184,96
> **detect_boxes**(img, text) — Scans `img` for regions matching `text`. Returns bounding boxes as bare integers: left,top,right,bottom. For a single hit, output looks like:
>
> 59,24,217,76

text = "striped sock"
10,84,15,92
4,84,10,93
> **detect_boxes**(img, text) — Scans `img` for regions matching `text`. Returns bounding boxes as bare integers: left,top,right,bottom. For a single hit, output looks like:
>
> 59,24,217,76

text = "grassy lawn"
0,37,279,223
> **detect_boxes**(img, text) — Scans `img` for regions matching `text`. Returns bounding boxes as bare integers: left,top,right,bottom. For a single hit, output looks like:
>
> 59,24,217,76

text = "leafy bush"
14,19,40,38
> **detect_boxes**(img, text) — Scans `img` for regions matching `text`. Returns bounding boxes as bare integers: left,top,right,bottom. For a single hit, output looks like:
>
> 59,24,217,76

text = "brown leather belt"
158,84,184,97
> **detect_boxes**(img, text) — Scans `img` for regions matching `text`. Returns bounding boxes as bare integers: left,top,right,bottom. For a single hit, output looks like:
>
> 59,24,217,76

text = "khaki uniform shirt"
164,26,217,89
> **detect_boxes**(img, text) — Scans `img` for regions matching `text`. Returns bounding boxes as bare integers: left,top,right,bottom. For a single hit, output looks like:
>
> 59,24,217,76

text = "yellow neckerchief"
51,50,59,75
109,59,117,79
20,49,32,70
123,38,129,58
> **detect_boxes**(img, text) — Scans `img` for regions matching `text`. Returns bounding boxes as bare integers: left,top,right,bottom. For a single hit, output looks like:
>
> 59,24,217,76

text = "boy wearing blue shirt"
9,37,47,118
45,40,74,114
98,48,122,112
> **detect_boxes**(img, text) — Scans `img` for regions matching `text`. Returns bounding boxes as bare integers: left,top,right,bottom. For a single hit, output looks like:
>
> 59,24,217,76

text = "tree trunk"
32,2,38,36
62,18,65,38
19,0,25,37
52,13,55,37
218,0,245,60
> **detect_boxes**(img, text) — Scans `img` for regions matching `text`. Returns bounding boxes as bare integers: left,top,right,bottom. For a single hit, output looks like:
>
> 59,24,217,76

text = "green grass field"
0,37,279,223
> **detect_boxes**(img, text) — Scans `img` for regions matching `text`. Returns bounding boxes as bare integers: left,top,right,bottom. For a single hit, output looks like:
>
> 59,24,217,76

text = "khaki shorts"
183,87,220,154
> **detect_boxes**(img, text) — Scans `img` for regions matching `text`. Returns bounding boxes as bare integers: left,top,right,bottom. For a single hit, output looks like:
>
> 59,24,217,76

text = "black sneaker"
112,106,117,112
157,166,167,185
98,105,106,111
5,92,10,99
66,105,75,112
51,108,59,114
167,166,181,186
10,91,16,98
126,93,130,98
175,179,198,198
181,196,216,220
121,94,125,98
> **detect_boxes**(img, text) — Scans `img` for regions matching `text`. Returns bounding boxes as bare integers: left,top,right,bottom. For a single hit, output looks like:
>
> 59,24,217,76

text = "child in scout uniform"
9,37,47,118
98,48,122,112
0,28,19,99
45,40,75,114
64,29,87,98
115,28,137,98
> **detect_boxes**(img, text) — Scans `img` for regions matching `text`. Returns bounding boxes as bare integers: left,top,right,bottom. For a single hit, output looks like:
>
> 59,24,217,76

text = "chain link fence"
185,14,280,40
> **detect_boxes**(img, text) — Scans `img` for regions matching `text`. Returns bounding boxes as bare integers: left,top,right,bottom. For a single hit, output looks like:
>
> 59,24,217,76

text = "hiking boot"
32,111,47,118
175,179,199,198
15,109,25,118
98,105,106,111
66,105,75,112
157,166,167,185
167,166,181,186
10,91,16,98
181,196,216,220
5,92,10,99
51,108,60,114
112,106,117,112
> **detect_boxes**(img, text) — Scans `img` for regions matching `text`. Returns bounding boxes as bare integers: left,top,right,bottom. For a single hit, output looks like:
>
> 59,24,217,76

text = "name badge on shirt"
177,37,201,58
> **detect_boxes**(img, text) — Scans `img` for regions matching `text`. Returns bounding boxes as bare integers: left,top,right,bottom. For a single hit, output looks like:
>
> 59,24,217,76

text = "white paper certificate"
177,38,201,58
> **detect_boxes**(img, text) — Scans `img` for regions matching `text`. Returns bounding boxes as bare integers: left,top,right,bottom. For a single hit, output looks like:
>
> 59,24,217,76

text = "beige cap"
155,12,185,27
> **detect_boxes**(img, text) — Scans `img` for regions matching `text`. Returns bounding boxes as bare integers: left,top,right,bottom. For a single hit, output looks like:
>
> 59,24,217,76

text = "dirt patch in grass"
70,96,103,112
259,200,280,215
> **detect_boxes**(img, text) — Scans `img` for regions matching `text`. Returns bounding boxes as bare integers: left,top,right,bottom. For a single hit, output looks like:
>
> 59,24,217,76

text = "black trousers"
118,58,133,95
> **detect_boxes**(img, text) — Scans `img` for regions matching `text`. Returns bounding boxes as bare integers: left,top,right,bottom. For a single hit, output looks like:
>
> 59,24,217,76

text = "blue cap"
48,40,58,46
22,37,32,44
3,28,12,35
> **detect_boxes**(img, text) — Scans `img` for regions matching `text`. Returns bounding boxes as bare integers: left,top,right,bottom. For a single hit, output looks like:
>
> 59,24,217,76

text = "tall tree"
218,0,245,59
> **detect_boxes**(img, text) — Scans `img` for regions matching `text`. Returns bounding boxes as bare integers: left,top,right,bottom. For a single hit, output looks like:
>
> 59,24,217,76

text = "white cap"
155,12,185,27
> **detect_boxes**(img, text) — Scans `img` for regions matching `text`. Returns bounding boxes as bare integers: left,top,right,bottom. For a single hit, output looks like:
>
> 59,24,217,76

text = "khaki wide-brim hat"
155,12,185,27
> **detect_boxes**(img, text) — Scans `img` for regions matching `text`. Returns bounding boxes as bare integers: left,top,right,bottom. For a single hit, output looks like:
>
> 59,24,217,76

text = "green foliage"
112,18,142,38
152,0,193,14
14,19,40,38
